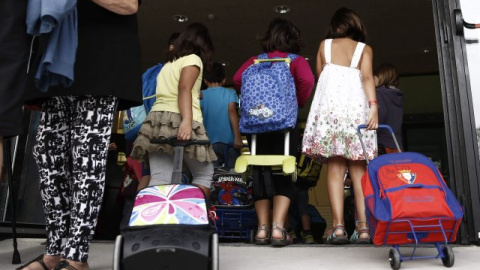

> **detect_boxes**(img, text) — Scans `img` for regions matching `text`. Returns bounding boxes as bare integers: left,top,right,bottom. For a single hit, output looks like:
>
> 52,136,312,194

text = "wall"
400,75,443,114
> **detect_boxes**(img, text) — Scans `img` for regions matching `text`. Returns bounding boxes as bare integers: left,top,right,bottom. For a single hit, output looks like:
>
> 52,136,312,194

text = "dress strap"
350,42,366,68
324,39,332,63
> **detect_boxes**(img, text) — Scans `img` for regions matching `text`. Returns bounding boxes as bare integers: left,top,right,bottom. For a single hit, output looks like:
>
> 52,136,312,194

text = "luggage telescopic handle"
357,124,402,165
150,136,210,184
150,136,211,147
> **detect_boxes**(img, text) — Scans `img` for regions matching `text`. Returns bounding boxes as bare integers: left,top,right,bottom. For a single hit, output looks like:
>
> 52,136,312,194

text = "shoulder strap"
287,53,298,61
324,39,332,63
286,53,298,67
350,42,366,68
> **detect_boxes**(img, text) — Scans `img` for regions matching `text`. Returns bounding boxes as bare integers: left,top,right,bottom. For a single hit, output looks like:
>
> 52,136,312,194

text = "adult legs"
33,96,117,270
62,96,116,267
327,156,347,236
32,97,73,269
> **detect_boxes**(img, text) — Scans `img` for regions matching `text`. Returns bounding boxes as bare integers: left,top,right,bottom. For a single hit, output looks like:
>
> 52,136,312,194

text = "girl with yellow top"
131,23,216,197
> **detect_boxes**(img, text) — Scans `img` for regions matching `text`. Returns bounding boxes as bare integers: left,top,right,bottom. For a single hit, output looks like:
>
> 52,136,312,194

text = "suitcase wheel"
389,248,401,270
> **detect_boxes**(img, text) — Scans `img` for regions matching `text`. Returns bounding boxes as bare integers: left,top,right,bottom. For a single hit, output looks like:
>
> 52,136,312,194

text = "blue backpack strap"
287,53,298,62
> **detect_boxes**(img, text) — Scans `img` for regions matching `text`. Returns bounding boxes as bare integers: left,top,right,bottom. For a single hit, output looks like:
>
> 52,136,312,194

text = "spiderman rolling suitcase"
358,124,463,270
210,171,257,242
113,137,219,270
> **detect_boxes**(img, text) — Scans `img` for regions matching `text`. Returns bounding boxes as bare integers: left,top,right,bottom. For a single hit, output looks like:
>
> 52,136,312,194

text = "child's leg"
301,214,311,232
136,162,151,190
211,142,225,168
254,199,270,240
271,195,291,239
347,159,369,239
148,152,174,186
327,156,347,235
183,156,214,198
296,188,311,232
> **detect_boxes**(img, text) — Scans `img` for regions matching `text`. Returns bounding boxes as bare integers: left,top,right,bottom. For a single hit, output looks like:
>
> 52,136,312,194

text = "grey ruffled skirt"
130,111,217,163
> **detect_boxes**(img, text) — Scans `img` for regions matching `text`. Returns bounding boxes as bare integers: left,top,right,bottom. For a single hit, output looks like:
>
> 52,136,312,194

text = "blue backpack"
239,53,298,134
123,63,163,142
142,63,163,113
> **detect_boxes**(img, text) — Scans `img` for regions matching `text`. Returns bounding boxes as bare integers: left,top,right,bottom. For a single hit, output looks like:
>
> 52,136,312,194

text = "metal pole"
4,138,21,264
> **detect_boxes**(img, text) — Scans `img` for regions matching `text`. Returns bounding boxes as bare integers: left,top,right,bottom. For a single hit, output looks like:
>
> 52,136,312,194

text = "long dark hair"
164,32,180,62
261,18,303,54
326,7,367,42
167,23,214,71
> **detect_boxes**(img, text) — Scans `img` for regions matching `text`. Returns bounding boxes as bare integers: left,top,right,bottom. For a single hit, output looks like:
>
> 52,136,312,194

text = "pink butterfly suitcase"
113,137,219,270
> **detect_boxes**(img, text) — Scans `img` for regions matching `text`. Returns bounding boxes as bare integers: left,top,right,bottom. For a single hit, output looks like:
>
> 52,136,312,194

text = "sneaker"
301,232,315,244
288,230,298,244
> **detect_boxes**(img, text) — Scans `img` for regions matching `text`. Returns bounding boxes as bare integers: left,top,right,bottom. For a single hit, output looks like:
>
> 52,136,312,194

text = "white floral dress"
302,39,377,162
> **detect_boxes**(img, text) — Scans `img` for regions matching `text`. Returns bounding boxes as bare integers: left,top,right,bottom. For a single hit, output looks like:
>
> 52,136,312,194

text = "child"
201,62,243,171
131,22,217,197
289,182,315,244
135,32,180,191
302,7,378,245
233,18,314,247
374,63,403,155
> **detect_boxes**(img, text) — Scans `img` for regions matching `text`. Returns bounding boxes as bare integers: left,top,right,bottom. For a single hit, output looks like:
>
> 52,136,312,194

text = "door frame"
432,0,480,244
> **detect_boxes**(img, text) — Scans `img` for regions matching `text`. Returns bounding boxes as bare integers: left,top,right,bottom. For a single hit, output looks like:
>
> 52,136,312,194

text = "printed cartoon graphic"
248,104,274,119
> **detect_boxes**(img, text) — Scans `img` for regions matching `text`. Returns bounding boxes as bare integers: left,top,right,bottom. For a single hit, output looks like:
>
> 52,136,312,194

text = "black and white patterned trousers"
33,95,117,262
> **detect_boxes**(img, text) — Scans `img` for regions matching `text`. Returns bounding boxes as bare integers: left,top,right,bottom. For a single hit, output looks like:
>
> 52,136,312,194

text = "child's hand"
234,136,243,149
366,105,378,130
178,120,192,141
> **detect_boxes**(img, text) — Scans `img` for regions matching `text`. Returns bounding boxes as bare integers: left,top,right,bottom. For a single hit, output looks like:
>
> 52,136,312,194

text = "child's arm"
178,65,200,140
359,45,378,130
91,0,139,15
315,40,326,78
291,56,314,108
232,56,256,92
228,102,243,149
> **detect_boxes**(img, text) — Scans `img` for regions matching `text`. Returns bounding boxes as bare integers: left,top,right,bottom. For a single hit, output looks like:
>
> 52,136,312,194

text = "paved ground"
1,238,479,270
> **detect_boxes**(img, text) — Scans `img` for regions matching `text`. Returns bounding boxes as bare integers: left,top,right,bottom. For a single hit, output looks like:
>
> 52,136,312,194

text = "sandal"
53,260,79,270
270,222,291,247
254,224,271,245
326,224,349,245
15,254,49,270
350,221,371,244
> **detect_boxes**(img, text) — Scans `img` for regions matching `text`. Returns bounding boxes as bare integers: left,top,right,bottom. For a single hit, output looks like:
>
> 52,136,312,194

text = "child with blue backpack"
131,23,217,197
233,18,314,246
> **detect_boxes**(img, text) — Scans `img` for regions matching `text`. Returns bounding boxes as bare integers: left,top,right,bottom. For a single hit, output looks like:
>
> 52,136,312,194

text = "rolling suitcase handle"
356,124,402,165
150,136,211,184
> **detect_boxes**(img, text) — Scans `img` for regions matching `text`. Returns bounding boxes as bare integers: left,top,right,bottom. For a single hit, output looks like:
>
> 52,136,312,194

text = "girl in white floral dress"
302,7,378,245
